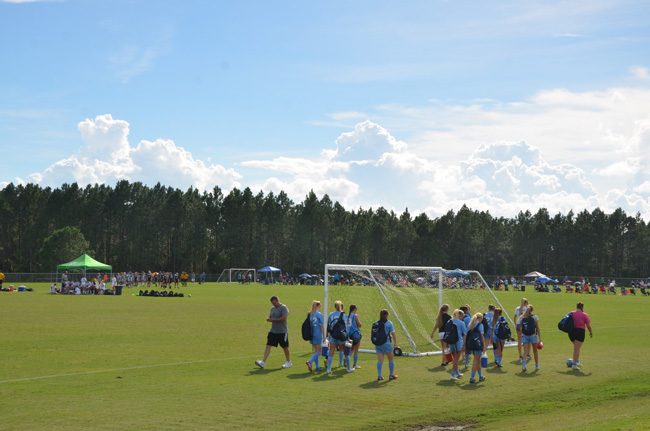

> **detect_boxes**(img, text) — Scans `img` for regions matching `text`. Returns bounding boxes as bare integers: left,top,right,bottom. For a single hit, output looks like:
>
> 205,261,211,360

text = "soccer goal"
324,264,516,357
216,268,256,283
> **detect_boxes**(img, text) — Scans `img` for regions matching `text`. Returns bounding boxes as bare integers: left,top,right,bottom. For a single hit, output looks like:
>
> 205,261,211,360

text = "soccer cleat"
450,373,459,380
479,376,486,382
469,378,477,384
346,367,355,373
306,361,313,372
389,374,398,381
522,367,527,372
354,365,361,370
377,376,384,381
255,360,265,369
456,371,464,377
282,361,293,369
535,364,540,370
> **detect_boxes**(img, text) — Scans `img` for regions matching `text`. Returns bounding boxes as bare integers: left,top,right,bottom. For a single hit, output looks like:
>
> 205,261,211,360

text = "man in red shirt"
568,302,593,369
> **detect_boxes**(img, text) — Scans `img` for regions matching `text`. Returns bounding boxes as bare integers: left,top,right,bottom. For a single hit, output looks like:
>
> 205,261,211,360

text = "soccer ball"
566,359,573,368
344,341,352,348
536,341,544,350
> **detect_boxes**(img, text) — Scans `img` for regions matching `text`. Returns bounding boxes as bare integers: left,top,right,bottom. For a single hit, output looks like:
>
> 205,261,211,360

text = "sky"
1,0,650,218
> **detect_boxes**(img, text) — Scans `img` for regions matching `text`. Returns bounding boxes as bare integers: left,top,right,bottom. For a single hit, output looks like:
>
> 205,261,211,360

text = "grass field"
1,283,649,430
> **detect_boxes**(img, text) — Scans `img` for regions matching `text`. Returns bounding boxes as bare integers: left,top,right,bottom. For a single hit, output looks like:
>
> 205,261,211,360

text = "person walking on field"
255,296,292,369
305,300,324,372
430,304,452,366
465,312,487,384
568,302,593,370
520,305,541,372
514,298,529,362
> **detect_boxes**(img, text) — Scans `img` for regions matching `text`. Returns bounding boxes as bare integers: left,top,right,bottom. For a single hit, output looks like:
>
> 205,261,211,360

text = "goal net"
216,268,256,283
324,264,515,356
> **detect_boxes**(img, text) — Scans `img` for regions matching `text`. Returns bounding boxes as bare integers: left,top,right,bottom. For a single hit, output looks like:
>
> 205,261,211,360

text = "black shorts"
569,328,585,343
267,332,289,348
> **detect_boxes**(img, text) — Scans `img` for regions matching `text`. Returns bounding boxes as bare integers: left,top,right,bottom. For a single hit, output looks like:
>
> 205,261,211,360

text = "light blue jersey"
375,320,395,354
327,311,346,344
484,311,494,338
310,311,323,345
463,314,471,328
347,312,360,338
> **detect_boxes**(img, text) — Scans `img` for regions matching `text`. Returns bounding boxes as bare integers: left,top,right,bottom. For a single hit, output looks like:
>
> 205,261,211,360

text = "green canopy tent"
56,254,112,283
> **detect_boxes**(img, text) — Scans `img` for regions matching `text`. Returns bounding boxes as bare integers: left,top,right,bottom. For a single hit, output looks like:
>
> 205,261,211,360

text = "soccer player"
492,307,507,367
520,305,541,372
448,309,467,380
347,304,362,370
306,300,324,372
255,296,291,369
514,298,529,362
460,305,471,369
465,312,487,384
326,300,349,374
430,304,452,366
568,302,593,369
374,309,398,381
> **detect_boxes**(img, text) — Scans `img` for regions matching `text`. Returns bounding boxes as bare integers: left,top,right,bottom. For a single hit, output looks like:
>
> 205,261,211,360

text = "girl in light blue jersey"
375,309,398,381
465,312,487,384
326,300,349,374
460,305,471,369
449,309,468,380
306,300,325,372
347,304,362,370
492,308,506,367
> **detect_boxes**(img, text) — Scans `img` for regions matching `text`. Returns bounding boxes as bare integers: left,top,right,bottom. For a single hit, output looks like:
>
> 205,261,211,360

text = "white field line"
0,355,259,385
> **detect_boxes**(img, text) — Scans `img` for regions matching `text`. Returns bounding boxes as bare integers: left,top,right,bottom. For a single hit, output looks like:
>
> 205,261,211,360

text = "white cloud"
630,66,649,80
27,114,241,191
110,46,159,83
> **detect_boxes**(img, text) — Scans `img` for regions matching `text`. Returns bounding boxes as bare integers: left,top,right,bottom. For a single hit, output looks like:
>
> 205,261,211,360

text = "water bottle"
481,352,488,368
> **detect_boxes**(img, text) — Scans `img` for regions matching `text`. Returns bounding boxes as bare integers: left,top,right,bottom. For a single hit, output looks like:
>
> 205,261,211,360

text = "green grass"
1,283,649,430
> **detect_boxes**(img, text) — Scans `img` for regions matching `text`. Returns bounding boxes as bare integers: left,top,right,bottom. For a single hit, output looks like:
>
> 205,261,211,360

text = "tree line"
0,181,648,277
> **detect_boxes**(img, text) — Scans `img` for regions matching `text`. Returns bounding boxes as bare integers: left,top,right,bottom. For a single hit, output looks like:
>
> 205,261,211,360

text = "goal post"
216,268,256,283
324,264,516,357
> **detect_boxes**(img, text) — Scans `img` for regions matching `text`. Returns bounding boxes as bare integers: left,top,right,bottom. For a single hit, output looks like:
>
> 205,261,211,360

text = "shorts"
470,350,483,356
522,334,538,345
328,336,346,346
569,328,585,343
311,336,323,346
267,332,289,348
375,342,393,354
448,341,464,353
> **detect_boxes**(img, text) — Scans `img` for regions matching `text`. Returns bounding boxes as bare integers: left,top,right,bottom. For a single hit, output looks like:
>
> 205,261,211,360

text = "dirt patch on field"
407,423,472,431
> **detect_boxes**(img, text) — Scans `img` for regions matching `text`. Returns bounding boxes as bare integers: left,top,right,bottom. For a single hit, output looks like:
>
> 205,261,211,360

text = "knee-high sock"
309,351,319,365
377,361,383,377
353,353,359,367
338,351,344,364
388,361,395,376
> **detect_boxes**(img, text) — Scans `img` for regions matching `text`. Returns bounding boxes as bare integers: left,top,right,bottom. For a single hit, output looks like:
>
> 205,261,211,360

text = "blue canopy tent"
444,268,470,277
535,276,558,284
258,266,282,284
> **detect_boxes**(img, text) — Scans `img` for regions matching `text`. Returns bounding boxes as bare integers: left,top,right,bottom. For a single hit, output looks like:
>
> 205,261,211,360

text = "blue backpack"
329,312,348,341
496,319,511,340
371,320,388,345
442,319,458,344
558,312,574,333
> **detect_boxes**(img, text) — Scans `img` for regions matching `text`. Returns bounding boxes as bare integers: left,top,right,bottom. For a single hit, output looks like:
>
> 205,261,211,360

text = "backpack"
465,325,483,351
521,316,536,336
496,319,511,340
329,312,348,341
481,315,489,335
301,313,312,341
347,315,362,343
442,319,458,344
558,312,574,333
371,320,388,345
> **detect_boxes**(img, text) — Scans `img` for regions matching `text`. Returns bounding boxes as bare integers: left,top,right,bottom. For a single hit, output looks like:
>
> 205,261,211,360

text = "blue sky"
1,0,650,217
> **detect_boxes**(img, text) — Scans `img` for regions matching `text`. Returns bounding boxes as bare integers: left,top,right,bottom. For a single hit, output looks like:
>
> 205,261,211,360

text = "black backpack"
301,313,312,341
442,319,458,344
481,315,489,335
496,319,511,340
329,312,348,341
558,312,574,333
521,316,536,336
465,325,483,351
371,320,388,345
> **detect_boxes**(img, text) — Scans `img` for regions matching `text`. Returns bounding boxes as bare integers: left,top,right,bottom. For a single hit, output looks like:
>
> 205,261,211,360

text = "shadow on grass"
359,380,390,389
436,379,459,387
427,366,449,373
515,370,541,378
485,366,507,374
245,368,283,376
312,369,347,381
285,371,314,380
556,369,593,377
459,382,484,390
